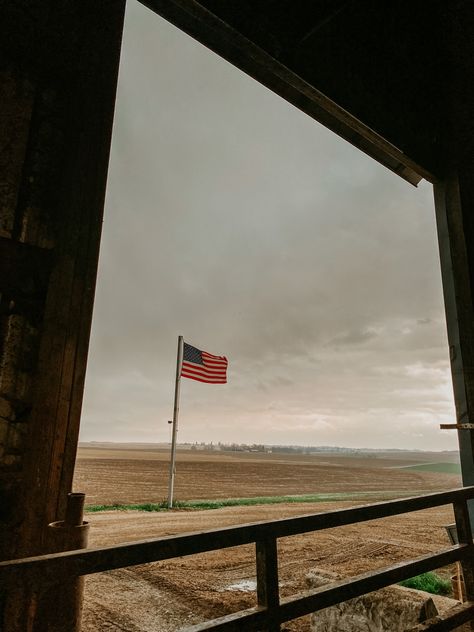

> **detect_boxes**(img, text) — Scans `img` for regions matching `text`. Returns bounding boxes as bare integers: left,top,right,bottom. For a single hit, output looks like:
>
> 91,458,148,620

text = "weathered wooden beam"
182,547,473,631
454,499,474,605
139,0,429,186
433,5,474,526
1,487,473,590
0,1,125,629
1,488,472,631
0,1,126,561
409,602,474,631
3,544,469,632
256,538,280,632
440,424,474,430
435,176,474,499
186,600,474,632
183,606,266,632
278,546,472,622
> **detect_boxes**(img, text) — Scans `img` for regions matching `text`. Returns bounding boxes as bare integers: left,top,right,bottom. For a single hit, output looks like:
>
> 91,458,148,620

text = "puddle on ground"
223,579,257,592
221,579,288,592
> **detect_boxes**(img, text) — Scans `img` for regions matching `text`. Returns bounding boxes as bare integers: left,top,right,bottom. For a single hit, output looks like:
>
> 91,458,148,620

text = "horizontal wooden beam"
278,545,471,623
409,601,474,631
440,424,474,430
139,0,430,186
1,487,474,631
183,546,471,631
1,487,473,591
183,605,265,632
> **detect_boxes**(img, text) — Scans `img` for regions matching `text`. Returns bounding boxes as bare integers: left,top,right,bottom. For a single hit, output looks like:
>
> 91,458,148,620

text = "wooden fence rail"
1,487,474,631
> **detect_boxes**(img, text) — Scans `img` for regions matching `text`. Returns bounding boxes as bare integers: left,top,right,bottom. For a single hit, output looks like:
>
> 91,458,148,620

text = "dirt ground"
75,447,465,631
74,447,461,505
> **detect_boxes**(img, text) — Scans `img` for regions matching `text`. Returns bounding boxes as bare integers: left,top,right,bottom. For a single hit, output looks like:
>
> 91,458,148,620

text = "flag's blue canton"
183,343,204,365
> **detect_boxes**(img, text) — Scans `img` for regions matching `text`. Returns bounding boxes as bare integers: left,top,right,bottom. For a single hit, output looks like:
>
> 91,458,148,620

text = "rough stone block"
307,569,438,632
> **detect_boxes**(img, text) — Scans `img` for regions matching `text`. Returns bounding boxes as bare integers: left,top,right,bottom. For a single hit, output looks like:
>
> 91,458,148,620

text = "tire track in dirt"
83,561,257,632
83,567,209,631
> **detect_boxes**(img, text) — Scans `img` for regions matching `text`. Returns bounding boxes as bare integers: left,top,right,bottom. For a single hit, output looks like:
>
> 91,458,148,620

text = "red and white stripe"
181,351,228,384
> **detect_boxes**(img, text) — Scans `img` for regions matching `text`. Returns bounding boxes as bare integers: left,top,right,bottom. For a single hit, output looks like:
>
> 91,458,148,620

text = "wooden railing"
2,487,474,631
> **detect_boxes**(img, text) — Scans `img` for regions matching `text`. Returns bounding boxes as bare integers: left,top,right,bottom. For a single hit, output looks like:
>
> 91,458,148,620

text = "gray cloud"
80,2,456,450
327,328,378,348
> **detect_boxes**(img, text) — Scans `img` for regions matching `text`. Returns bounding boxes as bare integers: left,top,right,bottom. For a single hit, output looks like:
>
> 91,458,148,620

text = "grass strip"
85,490,415,513
400,463,461,474
399,572,452,596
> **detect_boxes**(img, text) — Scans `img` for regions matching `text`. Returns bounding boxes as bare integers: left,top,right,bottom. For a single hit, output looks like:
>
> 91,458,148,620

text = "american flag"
181,342,228,384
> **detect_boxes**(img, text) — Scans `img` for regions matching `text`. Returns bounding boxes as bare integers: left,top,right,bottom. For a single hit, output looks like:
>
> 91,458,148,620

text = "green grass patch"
399,572,452,596
85,491,414,513
401,462,461,474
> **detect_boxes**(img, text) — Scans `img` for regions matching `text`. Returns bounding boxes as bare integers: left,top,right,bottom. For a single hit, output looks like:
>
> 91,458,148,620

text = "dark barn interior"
1,1,474,630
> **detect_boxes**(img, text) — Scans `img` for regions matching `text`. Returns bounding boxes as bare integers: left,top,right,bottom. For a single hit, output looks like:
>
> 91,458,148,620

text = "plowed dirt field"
74,446,464,631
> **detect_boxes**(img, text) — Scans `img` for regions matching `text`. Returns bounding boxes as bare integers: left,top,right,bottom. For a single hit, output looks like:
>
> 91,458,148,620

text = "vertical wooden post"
0,2,125,630
256,538,280,632
64,493,86,529
453,499,474,631
434,177,474,505
36,493,89,632
433,2,474,526
4,1,125,559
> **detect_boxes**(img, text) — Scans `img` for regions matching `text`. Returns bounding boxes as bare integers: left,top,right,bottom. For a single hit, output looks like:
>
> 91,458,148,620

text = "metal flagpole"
168,335,184,509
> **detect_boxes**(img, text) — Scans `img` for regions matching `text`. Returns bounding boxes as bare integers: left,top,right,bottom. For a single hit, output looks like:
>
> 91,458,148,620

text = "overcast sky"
79,1,457,450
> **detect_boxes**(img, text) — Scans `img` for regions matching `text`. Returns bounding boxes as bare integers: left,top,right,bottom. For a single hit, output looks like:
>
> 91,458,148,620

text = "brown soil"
75,448,464,631
74,448,461,505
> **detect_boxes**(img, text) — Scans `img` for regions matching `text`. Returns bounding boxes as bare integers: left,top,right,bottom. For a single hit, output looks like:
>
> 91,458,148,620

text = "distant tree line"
181,442,426,455
185,442,358,454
